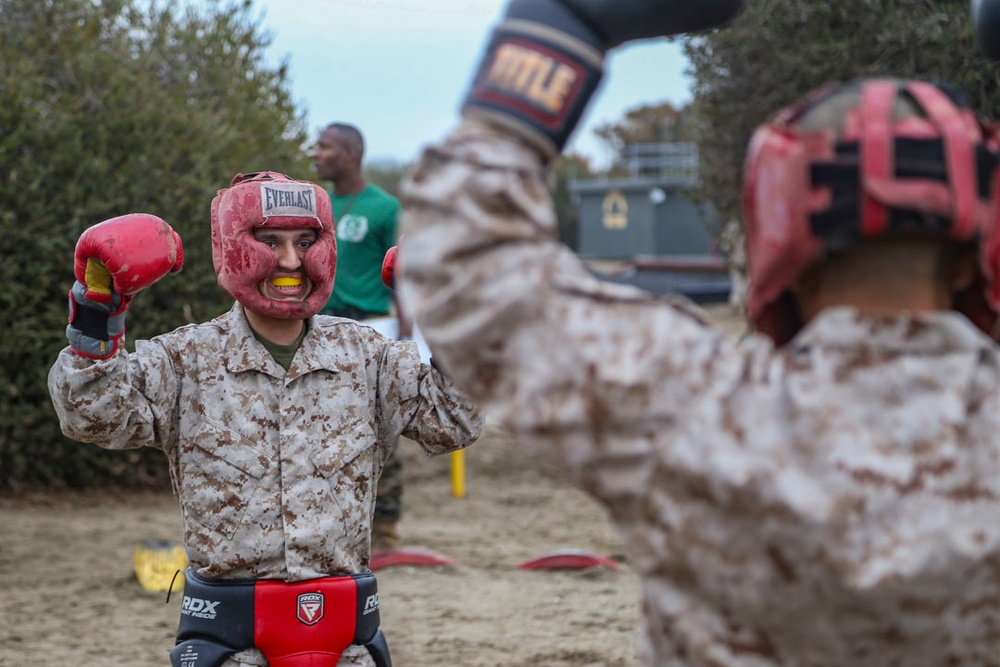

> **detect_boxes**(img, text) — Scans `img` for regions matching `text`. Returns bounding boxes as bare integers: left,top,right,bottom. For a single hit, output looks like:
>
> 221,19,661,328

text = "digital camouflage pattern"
399,120,1000,667
49,303,483,667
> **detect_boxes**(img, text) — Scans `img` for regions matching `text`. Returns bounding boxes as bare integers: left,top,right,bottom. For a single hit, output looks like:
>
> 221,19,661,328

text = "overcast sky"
244,0,693,167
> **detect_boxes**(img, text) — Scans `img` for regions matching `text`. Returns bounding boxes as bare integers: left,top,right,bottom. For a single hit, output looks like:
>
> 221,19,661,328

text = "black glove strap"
71,301,111,340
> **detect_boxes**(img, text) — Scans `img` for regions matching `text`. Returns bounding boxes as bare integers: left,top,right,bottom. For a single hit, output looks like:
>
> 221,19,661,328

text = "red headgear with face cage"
211,171,337,319
743,78,1000,344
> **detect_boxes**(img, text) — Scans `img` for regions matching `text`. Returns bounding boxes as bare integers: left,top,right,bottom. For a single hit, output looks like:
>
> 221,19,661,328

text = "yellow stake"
451,449,466,498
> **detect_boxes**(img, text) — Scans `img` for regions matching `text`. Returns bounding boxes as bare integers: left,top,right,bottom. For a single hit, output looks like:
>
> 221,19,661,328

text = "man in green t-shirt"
317,123,402,321
315,122,411,552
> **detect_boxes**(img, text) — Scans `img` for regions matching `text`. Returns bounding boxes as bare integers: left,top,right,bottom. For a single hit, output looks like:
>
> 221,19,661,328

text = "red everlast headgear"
211,171,336,319
743,78,1000,344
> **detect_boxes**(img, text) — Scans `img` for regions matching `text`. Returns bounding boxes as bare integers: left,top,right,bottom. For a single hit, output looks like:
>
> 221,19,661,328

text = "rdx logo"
181,595,220,619
297,592,324,625
363,593,379,615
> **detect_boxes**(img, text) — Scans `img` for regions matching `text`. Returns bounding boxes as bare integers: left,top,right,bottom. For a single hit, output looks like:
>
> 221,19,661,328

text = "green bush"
0,0,313,490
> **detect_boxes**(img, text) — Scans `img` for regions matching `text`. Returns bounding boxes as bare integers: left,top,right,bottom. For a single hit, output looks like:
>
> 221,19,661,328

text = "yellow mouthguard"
272,276,303,287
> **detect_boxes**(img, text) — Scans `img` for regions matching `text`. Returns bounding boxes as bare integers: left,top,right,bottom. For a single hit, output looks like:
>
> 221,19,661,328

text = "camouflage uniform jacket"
48,302,483,582
398,120,1000,667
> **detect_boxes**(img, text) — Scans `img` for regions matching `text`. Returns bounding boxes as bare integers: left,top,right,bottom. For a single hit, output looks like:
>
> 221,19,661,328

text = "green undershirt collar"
253,324,307,370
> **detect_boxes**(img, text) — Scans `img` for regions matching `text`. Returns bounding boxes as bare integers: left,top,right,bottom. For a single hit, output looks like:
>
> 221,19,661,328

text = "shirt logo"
297,592,324,625
337,214,369,243
260,182,317,218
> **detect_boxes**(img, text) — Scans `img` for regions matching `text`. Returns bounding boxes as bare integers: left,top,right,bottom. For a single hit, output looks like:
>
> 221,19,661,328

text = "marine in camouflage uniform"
49,172,483,667
397,1,1000,664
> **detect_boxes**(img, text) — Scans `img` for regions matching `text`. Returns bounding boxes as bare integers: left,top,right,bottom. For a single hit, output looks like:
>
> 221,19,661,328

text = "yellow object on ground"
133,540,187,593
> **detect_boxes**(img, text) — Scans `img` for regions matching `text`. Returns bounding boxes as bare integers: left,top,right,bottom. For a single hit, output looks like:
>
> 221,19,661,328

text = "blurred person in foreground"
396,0,1000,664
47,171,483,667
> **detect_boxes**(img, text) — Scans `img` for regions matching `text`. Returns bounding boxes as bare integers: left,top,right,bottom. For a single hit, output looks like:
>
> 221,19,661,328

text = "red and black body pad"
170,569,388,667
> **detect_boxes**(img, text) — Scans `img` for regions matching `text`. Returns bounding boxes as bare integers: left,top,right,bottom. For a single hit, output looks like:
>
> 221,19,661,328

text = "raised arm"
398,0,745,487
48,213,184,450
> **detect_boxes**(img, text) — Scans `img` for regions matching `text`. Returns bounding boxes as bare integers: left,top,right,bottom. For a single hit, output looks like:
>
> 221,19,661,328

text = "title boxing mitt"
461,0,744,160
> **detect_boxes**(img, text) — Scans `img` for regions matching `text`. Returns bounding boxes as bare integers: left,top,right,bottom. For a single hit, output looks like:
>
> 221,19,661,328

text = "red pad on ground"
516,548,619,571
369,547,457,571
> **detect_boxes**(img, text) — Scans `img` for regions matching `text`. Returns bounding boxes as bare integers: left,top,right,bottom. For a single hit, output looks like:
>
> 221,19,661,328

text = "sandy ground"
0,304,746,667
0,430,638,667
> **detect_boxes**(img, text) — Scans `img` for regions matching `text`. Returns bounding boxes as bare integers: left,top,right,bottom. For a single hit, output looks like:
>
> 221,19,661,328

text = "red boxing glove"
74,213,184,307
382,245,398,290
67,214,183,359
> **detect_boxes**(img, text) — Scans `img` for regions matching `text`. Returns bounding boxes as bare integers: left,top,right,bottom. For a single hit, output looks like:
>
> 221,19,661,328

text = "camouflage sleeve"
47,340,177,451
377,339,484,456
399,120,743,502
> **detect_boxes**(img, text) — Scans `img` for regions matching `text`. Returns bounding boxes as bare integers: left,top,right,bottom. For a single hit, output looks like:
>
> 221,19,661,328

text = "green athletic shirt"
322,183,400,316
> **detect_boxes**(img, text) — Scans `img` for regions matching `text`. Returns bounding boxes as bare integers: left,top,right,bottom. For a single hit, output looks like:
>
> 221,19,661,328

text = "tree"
592,100,704,178
685,0,1000,239
594,102,682,154
0,0,311,490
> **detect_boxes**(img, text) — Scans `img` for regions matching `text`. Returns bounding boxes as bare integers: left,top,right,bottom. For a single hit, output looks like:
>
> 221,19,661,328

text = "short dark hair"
324,122,365,159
